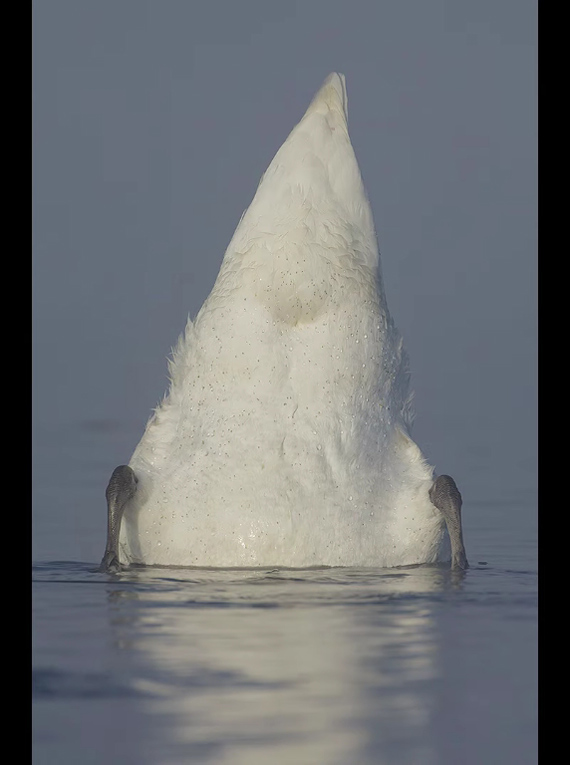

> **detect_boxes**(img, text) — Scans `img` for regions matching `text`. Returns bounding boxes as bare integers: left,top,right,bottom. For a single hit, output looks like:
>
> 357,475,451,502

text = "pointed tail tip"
305,72,348,122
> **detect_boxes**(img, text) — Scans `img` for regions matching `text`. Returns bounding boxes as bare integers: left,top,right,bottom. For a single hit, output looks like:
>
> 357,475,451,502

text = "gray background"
32,0,537,562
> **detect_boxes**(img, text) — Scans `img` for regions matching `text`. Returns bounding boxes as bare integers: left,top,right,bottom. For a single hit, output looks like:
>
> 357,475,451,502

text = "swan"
100,73,467,572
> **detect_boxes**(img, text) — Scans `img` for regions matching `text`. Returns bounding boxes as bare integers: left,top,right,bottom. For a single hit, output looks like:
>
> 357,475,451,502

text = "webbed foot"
99,465,137,573
99,550,122,573
429,474,469,570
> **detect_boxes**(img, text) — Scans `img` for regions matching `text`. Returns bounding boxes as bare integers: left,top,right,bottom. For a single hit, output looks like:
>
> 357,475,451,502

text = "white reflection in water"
105,567,458,764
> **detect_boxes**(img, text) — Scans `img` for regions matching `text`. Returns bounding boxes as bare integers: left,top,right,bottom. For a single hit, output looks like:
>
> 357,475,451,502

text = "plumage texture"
119,73,448,567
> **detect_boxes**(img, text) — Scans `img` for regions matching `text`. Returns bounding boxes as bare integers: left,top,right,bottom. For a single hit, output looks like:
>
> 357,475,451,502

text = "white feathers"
120,73,447,568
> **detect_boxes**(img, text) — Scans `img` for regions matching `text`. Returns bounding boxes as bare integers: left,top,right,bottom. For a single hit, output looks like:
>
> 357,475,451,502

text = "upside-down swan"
100,73,467,572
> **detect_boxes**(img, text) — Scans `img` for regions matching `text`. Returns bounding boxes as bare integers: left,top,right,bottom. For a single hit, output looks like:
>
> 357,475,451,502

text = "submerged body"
102,74,466,570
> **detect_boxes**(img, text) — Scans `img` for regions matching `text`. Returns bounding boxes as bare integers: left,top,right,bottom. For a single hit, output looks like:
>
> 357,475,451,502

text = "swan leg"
99,465,137,573
429,474,469,570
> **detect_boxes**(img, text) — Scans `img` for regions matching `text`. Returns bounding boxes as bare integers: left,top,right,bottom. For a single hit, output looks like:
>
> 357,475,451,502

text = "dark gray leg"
99,465,137,573
429,474,469,570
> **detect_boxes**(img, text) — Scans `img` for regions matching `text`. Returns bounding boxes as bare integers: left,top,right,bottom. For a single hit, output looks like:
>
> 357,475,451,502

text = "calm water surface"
32,423,537,765
33,549,536,765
